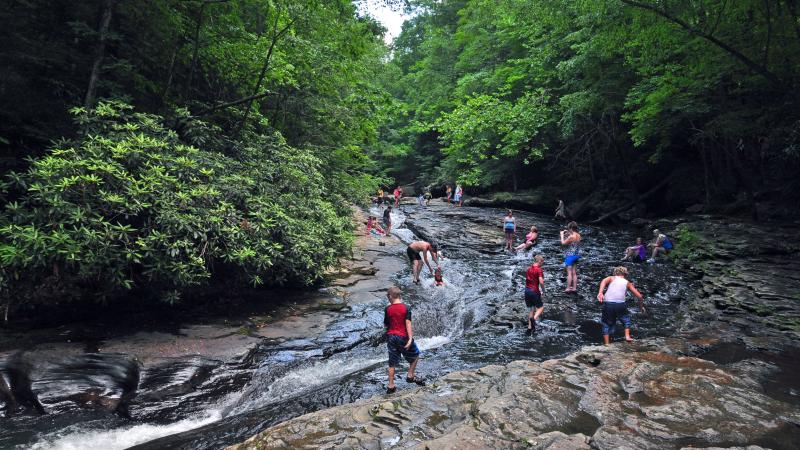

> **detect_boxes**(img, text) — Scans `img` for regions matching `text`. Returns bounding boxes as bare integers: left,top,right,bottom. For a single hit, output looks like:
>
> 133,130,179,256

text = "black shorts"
524,288,543,308
383,218,391,227
406,246,422,261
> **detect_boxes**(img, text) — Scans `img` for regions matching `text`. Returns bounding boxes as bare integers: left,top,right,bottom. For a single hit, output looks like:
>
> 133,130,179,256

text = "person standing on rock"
524,255,546,335
596,266,645,345
503,209,516,251
407,240,439,284
555,199,566,220
393,186,403,208
384,286,425,393
560,222,581,293
445,185,452,203
377,187,384,207
453,184,463,207
383,206,392,235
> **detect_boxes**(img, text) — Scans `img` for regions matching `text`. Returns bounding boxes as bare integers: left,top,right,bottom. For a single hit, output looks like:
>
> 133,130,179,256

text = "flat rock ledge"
228,338,798,450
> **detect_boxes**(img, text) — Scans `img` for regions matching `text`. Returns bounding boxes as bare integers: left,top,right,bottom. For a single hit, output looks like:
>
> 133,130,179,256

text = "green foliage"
0,102,353,305
376,0,800,205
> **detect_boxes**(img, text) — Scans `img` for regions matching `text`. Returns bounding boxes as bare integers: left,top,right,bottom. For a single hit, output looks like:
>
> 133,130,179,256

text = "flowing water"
1,205,695,449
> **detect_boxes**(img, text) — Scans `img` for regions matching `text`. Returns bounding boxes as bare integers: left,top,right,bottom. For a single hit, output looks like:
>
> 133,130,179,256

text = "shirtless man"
406,241,439,284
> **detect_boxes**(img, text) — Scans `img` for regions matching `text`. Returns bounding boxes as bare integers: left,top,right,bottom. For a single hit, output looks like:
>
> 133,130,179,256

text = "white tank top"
605,276,628,303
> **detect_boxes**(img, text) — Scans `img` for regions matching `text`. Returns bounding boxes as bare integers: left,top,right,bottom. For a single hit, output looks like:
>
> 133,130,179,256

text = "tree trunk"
621,0,784,88
161,44,179,103
236,12,296,137
83,0,115,109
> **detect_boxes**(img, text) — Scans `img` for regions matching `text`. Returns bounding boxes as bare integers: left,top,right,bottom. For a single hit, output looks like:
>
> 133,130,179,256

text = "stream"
0,204,695,449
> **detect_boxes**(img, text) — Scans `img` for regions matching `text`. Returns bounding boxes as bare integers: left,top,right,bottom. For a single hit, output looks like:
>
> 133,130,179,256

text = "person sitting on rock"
366,216,385,236
384,286,425,394
515,225,538,252
596,266,646,345
622,237,646,261
647,229,673,263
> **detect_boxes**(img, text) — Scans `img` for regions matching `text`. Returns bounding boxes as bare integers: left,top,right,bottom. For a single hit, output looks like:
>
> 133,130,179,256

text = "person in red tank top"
524,255,546,335
383,286,424,393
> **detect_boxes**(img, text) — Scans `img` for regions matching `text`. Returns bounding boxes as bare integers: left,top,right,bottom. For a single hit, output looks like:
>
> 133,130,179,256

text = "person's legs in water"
601,303,617,345
524,288,543,334
620,310,633,341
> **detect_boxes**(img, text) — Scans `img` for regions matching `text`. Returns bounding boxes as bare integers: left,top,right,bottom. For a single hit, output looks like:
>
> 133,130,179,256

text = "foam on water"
28,411,222,450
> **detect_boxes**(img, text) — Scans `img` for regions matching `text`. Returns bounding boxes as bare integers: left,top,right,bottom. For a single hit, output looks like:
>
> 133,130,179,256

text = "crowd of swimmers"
374,190,673,393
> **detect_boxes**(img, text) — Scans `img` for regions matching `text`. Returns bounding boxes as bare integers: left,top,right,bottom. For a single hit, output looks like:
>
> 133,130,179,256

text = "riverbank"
0,207,407,448
228,213,800,449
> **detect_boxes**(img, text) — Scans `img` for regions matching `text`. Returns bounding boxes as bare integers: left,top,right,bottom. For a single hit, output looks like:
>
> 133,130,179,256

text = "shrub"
0,102,353,310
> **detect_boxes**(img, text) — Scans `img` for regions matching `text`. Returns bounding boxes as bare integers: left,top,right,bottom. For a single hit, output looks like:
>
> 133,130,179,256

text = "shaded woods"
1,0,799,319
373,0,800,220
0,0,392,318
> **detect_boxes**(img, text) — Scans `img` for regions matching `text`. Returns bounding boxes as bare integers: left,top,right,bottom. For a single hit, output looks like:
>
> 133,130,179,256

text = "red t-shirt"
525,264,544,293
384,303,411,337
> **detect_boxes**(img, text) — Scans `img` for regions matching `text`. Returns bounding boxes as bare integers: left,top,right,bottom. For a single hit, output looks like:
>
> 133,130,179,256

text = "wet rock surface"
228,214,800,450
229,339,799,450
668,218,800,352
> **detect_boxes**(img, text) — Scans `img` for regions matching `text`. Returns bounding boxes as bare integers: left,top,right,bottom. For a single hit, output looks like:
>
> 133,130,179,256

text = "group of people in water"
378,193,673,393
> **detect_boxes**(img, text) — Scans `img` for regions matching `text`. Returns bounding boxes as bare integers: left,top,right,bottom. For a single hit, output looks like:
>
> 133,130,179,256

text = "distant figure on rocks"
384,286,425,394
560,221,581,293
445,185,452,203
555,199,566,220
393,186,402,207
453,184,463,207
406,240,439,284
424,189,432,206
383,206,392,235
377,188,384,207
596,266,646,345
524,255,546,335
647,229,673,263
418,193,425,206
622,237,646,261
503,209,516,251
515,225,538,252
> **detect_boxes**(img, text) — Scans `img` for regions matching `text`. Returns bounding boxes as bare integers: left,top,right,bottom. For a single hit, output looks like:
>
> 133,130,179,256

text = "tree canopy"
374,0,800,217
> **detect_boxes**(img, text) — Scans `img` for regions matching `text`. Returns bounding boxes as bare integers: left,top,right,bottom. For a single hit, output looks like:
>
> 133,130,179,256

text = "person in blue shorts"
560,221,581,293
384,286,425,393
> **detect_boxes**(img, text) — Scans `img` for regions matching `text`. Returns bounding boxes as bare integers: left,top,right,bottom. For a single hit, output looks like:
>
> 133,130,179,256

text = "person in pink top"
515,225,538,252
393,186,402,207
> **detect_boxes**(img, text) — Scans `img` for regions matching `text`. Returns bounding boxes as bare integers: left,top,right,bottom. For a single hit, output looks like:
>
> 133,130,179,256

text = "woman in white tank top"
596,267,645,345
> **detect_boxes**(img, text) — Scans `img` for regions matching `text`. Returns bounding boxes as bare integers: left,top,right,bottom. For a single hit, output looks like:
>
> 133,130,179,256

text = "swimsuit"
504,217,515,235
406,246,422,261
564,239,581,266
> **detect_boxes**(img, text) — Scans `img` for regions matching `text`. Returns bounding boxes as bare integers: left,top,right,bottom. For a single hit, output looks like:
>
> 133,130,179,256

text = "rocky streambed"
230,215,800,450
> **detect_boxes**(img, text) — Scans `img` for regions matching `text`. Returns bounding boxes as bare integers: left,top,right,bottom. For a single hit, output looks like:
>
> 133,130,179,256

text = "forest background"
1,0,798,318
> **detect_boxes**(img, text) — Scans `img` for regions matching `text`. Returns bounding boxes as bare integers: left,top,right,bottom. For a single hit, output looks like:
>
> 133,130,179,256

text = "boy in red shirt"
384,286,425,393
524,255,545,335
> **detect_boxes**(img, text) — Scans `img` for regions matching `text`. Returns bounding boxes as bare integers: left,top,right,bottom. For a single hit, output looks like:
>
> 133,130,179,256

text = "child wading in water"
384,286,425,393
596,266,646,345
560,222,581,293
503,210,516,251
524,255,545,335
